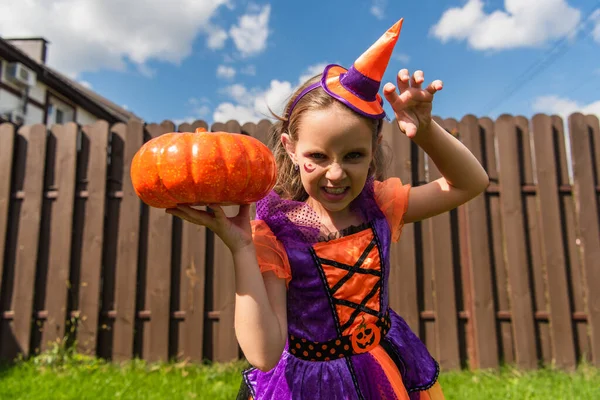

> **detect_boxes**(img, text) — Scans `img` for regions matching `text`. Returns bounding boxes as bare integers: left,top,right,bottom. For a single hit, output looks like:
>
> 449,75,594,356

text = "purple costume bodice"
242,179,439,400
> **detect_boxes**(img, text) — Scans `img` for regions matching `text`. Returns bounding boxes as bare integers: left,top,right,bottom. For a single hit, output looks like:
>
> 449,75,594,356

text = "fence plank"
107,120,143,361
517,116,552,364
207,121,241,362
0,123,15,304
76,121,109,355
38,123,78,351
456,115,498,369
531,114,576,369
175,121,208,362
481,117,514,364
417,139,437,359
552,115,590,361
0,124,46,360
496,115,538,369
243,119,271,147
382,121,419,333
426,119,461,370
141,121,175,362
569,113,600,366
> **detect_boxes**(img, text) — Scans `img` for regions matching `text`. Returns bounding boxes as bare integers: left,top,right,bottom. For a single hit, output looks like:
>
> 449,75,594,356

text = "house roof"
0,37,142,123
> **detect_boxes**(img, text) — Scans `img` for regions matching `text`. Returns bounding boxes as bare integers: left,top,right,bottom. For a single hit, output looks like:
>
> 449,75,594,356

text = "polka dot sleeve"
374,178,411,243
251,219,292,287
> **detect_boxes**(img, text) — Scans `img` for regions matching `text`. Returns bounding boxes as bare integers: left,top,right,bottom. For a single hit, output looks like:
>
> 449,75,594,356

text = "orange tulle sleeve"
251,219,292,287
374,178,411,242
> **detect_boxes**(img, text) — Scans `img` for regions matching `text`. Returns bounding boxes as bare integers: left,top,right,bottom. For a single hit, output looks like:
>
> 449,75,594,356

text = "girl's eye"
309,153,326,160
345,152,364,160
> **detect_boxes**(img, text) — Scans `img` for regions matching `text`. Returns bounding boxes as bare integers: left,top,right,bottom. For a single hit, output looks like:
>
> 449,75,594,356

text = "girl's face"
283,104,375,218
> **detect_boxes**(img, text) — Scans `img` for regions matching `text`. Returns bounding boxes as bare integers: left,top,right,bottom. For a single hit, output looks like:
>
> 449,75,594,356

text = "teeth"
324,187,345,194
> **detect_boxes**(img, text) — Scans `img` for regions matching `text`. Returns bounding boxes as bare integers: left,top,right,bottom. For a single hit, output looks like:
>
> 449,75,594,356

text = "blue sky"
1,0,599,125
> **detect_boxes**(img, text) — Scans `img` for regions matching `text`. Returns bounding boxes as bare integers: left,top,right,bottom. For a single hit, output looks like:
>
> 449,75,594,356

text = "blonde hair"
268,74,388,201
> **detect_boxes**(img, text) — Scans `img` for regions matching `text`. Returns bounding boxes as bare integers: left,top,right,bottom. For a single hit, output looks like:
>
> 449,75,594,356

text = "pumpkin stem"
195,127,208,133
357,314,366,330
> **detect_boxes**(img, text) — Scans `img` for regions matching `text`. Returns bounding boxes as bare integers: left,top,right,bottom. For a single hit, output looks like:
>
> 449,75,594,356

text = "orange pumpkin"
130,127,277,208
351,316,380,353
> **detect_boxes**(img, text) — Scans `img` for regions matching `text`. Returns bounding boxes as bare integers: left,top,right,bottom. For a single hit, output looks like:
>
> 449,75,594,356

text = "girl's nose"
325,162,346,181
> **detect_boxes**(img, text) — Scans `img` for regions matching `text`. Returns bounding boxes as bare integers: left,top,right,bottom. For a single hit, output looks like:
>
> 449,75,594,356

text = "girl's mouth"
321,186,349,200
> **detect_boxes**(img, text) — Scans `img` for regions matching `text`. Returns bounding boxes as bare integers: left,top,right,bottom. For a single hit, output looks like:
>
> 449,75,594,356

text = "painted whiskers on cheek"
303,163,316,173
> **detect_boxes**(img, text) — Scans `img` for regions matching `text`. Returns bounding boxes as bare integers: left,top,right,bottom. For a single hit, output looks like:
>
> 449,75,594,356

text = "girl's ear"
281,133,296,163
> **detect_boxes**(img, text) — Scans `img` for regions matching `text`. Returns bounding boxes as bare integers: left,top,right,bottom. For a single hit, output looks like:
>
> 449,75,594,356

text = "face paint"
303,163,316,173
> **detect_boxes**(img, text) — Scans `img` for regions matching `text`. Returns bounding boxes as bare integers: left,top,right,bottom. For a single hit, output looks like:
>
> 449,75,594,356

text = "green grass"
438,365,600,399
1,343,598,399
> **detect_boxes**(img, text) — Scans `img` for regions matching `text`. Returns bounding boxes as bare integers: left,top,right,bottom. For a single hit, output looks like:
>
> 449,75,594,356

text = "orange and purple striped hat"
288,19,403,120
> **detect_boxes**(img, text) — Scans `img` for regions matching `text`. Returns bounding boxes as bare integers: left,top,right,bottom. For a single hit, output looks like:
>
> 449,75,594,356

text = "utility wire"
481,2,600,116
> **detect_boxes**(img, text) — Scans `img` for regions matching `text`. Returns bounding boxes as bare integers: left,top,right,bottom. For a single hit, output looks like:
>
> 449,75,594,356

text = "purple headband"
286,81,321,118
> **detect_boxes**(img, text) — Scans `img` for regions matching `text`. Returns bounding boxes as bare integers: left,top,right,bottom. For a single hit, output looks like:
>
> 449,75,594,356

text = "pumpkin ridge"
237,135,253,200
137,137,179,207
157,133,187,204
214,133,229,201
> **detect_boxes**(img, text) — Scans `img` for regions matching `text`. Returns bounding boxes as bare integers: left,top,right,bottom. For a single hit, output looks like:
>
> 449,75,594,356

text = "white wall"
76,106,99,126
1,56,114,127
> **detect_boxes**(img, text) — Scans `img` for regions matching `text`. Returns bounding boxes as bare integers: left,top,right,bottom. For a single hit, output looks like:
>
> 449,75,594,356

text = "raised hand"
166,204,254,254
383,69,443,139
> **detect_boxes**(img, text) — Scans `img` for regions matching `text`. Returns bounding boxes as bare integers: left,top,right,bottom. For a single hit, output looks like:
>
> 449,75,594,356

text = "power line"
481,2,600,116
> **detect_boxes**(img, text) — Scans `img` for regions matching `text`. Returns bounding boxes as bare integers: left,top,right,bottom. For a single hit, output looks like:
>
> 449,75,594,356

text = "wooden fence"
0,113,598,372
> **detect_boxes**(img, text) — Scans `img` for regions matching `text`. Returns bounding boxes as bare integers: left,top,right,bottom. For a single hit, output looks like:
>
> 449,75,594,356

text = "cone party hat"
288,19,403,119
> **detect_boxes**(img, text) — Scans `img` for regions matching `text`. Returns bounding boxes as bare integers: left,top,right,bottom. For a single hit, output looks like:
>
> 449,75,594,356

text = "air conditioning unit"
5,109,25,125
6,62,37,87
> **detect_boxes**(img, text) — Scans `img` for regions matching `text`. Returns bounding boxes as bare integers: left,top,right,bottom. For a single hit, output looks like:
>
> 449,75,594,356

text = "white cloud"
430,0,581,50
217,65,236,79
206,27,229,50
532,95,600,118
211,63,336,124
213,102,264,124
370,0,387,20
229,4,271,57
0,0,231,78
213,79,294,124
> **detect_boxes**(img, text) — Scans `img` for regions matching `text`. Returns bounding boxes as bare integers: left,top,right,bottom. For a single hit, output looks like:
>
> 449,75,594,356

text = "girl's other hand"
166,204,253,254
383,69,443,139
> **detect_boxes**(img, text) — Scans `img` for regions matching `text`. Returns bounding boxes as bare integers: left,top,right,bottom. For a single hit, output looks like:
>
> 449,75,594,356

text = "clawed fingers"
396,69,410,92
390,69,442,95
410,70,424,89
426,79,443,95
383,82,400,106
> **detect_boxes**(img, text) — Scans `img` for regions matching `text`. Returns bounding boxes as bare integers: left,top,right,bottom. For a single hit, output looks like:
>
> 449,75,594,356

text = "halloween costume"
237,19,445,400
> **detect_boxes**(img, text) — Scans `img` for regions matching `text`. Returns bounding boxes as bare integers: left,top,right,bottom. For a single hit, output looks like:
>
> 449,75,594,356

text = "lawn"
0,345,598,400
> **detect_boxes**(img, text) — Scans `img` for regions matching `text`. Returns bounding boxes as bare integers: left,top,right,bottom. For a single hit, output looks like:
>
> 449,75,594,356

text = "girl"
167,19,489,400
